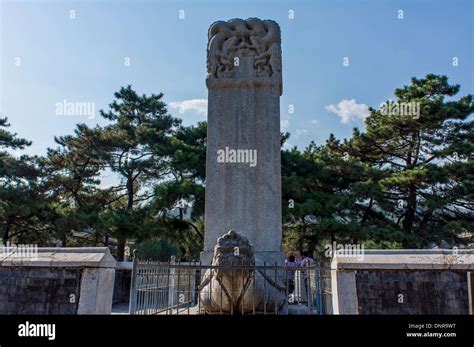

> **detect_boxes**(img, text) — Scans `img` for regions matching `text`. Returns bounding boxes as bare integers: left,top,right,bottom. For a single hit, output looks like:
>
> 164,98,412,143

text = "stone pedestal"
202,18,283,266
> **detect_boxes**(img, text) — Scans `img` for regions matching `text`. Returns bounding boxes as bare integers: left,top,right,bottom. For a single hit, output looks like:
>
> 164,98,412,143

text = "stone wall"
113,262,132,304
355,270,469,314
331,250,474,315
0,247,116,315
0,268,81,314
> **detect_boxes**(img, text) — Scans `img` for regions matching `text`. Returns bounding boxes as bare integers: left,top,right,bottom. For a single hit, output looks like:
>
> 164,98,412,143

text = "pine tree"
349,74,473,246
0,117,41,245
98,86,181,260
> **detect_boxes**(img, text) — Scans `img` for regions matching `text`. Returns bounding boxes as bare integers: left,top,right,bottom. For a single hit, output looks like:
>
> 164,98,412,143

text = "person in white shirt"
299,251,315,301
299,251,315,268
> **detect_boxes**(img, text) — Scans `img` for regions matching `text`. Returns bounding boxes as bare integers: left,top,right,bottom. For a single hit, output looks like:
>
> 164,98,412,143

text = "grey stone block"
29,268,61,279
63,269,80,279
0,268,11,278
353,270,469,314
0,249,115,314
78,268,115,314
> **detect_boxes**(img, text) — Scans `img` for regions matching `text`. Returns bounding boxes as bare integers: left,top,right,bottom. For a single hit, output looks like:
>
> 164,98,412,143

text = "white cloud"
280,120,289,129
295,129,308,137
169,99,208,115
310,119,319,125
325,99,369,124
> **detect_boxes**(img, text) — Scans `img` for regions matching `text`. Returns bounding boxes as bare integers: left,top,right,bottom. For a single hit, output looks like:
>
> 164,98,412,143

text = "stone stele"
202,17,284,267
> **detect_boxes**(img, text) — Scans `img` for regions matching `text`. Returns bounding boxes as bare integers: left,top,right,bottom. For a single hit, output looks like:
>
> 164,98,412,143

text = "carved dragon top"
206,18,282,83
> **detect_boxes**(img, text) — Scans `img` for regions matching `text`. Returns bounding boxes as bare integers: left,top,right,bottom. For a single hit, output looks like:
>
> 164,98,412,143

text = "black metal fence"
129,256,332,315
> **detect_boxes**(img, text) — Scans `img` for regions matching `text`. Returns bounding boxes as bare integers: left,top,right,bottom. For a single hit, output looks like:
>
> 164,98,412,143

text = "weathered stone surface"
331,249,474,270
355,270,469,314
0,247,116,268
0,248,117,314
331,270,358,314
113,263,132,304
206,18,282,87
331,250,473,314
78,268,115,314
0,268,81,314
202,18,284,265
200,230,286,314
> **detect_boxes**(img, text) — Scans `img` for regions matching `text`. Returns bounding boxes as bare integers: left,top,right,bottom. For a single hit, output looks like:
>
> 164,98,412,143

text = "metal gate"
129,253,332,315
128,255,199,315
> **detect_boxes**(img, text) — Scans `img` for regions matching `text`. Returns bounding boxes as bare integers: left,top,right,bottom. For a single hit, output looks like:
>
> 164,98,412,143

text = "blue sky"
1,0,473,157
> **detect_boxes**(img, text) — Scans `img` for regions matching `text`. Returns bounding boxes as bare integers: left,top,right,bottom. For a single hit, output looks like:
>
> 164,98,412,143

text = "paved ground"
111,303,130,315
287,304,318,315
114,302,318,315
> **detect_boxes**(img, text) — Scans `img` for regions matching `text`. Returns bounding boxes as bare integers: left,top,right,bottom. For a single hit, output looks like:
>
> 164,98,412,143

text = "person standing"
300,251,315,268
299,251,315,303
296,251,304,265
285,254,297,294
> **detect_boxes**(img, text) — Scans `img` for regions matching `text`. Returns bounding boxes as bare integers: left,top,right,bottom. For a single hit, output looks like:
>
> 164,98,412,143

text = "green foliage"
133,238,180,262
1,75,471,260
282,74,473,254
94,86,182,260
0,117,45,245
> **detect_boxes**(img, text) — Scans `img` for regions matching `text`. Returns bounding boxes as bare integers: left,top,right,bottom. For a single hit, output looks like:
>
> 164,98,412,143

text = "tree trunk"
116,173,134,261
403,132,417,234
117,235,126,261
2,221,10,246
403,183,417,233
126,174,134,210
361,198,374,225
